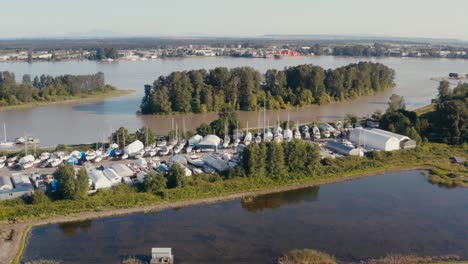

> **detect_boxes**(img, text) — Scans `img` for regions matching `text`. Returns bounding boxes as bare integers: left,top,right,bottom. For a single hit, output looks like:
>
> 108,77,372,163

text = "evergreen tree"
166,164,187,188
54,164,76,200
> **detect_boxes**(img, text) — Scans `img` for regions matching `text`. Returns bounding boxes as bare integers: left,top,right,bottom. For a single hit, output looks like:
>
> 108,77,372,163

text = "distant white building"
349,128,400,151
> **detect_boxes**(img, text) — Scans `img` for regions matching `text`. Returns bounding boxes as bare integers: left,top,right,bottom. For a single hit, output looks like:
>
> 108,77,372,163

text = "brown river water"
1,56,466,145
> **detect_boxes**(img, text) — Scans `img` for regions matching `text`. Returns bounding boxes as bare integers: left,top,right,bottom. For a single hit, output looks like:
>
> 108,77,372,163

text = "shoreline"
0,89,135,112
1,165,428,264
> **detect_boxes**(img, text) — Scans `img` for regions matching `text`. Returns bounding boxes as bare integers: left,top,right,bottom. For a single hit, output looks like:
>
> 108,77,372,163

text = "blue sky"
1,0,467,39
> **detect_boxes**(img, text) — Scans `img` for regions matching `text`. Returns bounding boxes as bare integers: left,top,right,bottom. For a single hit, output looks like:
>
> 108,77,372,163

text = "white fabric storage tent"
371,128,417,149
103,168,122,185
350,128,400,151
188,134,203,146
198,135,221,151
203,154,230,172
88,170,112,190
110,163,134,178
124,140,144,157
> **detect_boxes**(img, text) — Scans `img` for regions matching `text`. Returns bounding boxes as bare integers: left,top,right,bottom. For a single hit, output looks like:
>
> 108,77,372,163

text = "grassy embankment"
279,248,465,264
0,89,135,112
0,142,466,222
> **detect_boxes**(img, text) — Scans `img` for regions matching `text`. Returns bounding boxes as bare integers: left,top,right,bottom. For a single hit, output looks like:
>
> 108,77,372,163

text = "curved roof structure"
350,128,400,151
199,135,221,147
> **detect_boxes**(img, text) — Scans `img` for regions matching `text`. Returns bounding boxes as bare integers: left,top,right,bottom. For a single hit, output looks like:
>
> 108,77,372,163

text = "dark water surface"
22,170,468,263
1,57,467,145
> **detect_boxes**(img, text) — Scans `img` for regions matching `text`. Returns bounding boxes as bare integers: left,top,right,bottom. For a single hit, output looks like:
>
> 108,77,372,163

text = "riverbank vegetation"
140,62,395,114
0,141,465,222
278,248,462,264
0,71,128,108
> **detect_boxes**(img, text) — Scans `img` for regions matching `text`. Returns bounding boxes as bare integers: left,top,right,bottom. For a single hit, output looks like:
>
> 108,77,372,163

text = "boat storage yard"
0,121,416,200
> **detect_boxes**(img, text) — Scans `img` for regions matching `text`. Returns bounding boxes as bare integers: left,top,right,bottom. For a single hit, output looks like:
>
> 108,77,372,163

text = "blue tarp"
50,179,58,192
67,157,79,165
80,152,86,161
109,149,116,157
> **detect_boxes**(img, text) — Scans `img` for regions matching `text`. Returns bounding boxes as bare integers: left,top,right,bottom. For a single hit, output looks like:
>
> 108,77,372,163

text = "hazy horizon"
2,0,468,40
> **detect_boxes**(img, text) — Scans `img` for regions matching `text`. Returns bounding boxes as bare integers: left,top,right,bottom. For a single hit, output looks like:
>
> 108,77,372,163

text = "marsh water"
21,170,468,263
1,56,467,145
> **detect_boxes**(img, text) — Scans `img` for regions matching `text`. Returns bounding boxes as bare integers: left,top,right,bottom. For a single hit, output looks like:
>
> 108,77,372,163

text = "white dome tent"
350,128,400,151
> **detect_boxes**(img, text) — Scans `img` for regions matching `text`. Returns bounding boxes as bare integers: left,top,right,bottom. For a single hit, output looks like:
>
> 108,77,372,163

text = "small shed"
103,168,122,185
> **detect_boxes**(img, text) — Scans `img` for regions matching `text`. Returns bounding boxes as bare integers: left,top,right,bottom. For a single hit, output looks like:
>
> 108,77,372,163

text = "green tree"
166,163,187,188
144,172,167,195
387,94,406,112
75,168,90,199
54,164,76,199
32,189,50,205
136,126,156,145
266,142,286,180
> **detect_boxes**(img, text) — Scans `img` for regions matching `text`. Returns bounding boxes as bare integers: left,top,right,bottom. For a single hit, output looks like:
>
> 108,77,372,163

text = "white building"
371,129,416,149
349,128,400,151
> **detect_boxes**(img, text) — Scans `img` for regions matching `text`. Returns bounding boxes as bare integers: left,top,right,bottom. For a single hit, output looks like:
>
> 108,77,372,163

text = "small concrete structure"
151,248,173,264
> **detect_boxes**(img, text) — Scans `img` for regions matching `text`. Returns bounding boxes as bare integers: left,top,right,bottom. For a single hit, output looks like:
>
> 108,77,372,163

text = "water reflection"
58,220,93,236
241,186,320,213
22,171,468,263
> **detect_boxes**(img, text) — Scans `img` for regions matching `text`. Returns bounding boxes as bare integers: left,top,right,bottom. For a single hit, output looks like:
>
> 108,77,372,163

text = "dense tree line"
0,71,115,106
140,62,395,114
88,48,120,60
238,140,321,180
423,81,467,144
379,81,467,145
